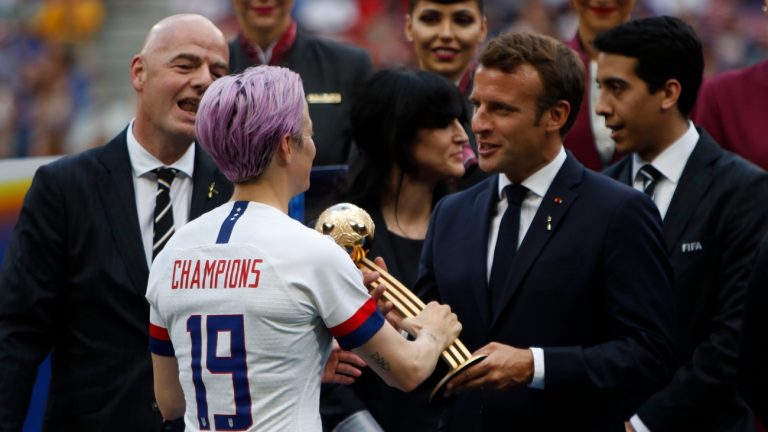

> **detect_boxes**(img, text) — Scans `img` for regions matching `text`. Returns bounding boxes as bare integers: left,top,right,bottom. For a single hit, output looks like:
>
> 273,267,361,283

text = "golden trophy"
315,203,486,400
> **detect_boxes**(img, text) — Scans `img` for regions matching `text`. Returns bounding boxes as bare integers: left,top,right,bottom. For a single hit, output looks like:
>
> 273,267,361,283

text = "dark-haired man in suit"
598,16,768,432
415,31,677,432
0,14,233,430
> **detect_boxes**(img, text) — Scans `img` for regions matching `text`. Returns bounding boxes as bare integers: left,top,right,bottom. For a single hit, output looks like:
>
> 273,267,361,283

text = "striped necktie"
638,164,663,199
153,167,178,259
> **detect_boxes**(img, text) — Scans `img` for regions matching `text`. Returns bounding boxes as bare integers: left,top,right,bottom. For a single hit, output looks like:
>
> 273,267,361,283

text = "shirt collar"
238,20,297,66
498,145,567,199
631,121,698,185
126,119,195,178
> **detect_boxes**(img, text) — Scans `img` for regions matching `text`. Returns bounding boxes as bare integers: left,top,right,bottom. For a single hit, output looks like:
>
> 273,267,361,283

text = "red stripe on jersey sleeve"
149,323,171,341
329,297,377,338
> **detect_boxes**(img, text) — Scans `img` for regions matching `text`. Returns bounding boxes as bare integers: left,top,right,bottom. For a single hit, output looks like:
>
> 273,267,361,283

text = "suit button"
152,402,160,412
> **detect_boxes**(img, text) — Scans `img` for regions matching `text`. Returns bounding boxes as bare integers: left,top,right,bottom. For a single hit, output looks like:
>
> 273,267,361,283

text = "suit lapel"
491,155,582,327
95,130,149,295
189,143,230,219
471,177,498,328
614,158,634,185
662,132,719,252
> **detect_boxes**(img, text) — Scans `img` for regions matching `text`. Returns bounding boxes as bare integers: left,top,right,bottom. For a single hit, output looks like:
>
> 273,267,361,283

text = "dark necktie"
153,167,178,259
489,184,528,307
638,164,663,199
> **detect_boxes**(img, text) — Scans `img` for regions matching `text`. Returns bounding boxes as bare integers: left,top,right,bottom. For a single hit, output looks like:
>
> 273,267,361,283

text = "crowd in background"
0,0,766,159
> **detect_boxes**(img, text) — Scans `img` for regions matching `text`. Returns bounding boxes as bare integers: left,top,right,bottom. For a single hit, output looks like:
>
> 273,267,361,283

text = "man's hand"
365,256,402,329
321,340,367,385
444,342,533,396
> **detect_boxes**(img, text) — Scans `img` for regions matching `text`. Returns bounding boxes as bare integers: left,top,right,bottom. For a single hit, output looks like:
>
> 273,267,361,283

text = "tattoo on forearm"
370,352,391,371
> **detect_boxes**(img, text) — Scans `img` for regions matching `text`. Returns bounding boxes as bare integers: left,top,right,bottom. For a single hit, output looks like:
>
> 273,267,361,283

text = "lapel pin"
554,197,563,204
547,216,552,231
208,182,219,199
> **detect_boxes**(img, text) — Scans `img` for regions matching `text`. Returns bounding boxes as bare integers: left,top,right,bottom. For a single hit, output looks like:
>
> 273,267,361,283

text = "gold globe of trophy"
315,203,486,400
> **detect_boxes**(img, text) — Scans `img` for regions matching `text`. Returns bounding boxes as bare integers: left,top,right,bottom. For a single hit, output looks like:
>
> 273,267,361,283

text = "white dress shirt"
486,145,567,390
590,61,616,164
126,120,195,266
631,121,699,220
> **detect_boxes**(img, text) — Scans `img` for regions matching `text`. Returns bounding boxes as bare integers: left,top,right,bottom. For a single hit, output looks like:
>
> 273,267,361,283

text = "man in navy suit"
415,31,677,431
598,17,768,432
0,15,234,430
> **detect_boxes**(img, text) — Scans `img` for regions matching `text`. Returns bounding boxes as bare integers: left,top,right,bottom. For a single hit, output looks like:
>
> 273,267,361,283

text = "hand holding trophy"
316,203,486,400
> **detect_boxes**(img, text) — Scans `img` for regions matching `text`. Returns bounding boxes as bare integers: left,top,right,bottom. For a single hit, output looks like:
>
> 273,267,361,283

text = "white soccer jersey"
146,201,384,431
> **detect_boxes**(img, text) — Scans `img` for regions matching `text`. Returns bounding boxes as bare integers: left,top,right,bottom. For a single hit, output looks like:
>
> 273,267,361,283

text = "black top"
367,208,424,288
351,206,443,432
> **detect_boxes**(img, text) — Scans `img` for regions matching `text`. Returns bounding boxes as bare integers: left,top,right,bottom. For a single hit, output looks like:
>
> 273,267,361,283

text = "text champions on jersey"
171,258,262,289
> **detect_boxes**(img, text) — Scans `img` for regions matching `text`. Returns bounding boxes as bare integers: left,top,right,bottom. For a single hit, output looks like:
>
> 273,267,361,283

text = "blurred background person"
227,0,374,223
692,0,768,170
405,0,487,188
228,0,372,169
4,0,768,161
332,68,468,432
405,0,486,91
564,0,634,171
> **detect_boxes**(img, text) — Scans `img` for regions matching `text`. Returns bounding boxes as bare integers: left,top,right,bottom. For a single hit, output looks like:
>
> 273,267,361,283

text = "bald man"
0,14,234,431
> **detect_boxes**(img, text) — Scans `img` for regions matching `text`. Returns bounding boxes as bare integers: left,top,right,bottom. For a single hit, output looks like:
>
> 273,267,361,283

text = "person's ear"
404,14,414,42
660,78,682,111
544,100,571,133
275,134,294,166
130,55,146,91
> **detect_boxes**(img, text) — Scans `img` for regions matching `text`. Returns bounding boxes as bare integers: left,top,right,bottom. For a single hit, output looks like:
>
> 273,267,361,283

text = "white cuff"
630,414,651,432
528,347,545,389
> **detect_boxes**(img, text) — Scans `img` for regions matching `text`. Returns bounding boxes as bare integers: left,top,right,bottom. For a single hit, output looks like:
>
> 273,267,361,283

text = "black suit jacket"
0,129,232,431
604,129,768,431
740,232,768,427
416,153,678,431
229,30,373,168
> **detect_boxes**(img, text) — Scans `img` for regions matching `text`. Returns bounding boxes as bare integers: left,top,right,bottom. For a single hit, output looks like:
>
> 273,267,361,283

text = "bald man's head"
129,14,230,161
141,14,226,57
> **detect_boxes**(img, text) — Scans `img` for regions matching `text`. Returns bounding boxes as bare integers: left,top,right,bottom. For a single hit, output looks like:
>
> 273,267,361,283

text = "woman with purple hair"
145,65,461,431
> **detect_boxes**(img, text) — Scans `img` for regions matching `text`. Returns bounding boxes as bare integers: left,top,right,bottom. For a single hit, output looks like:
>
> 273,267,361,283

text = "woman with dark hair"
339,68,468,431
344,68,467,288
405,0,487,188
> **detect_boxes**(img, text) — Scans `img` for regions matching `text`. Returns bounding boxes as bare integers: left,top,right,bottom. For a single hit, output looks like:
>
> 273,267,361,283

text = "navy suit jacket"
416,153,677,431
740,232,768,427
0,130,233,431
605,129,768,431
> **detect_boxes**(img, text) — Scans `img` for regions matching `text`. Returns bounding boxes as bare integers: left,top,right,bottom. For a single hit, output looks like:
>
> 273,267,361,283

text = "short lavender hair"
196,66,305,183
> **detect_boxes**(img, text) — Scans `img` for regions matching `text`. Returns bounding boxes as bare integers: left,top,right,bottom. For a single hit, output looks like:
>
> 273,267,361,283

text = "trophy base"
430,354,487,401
